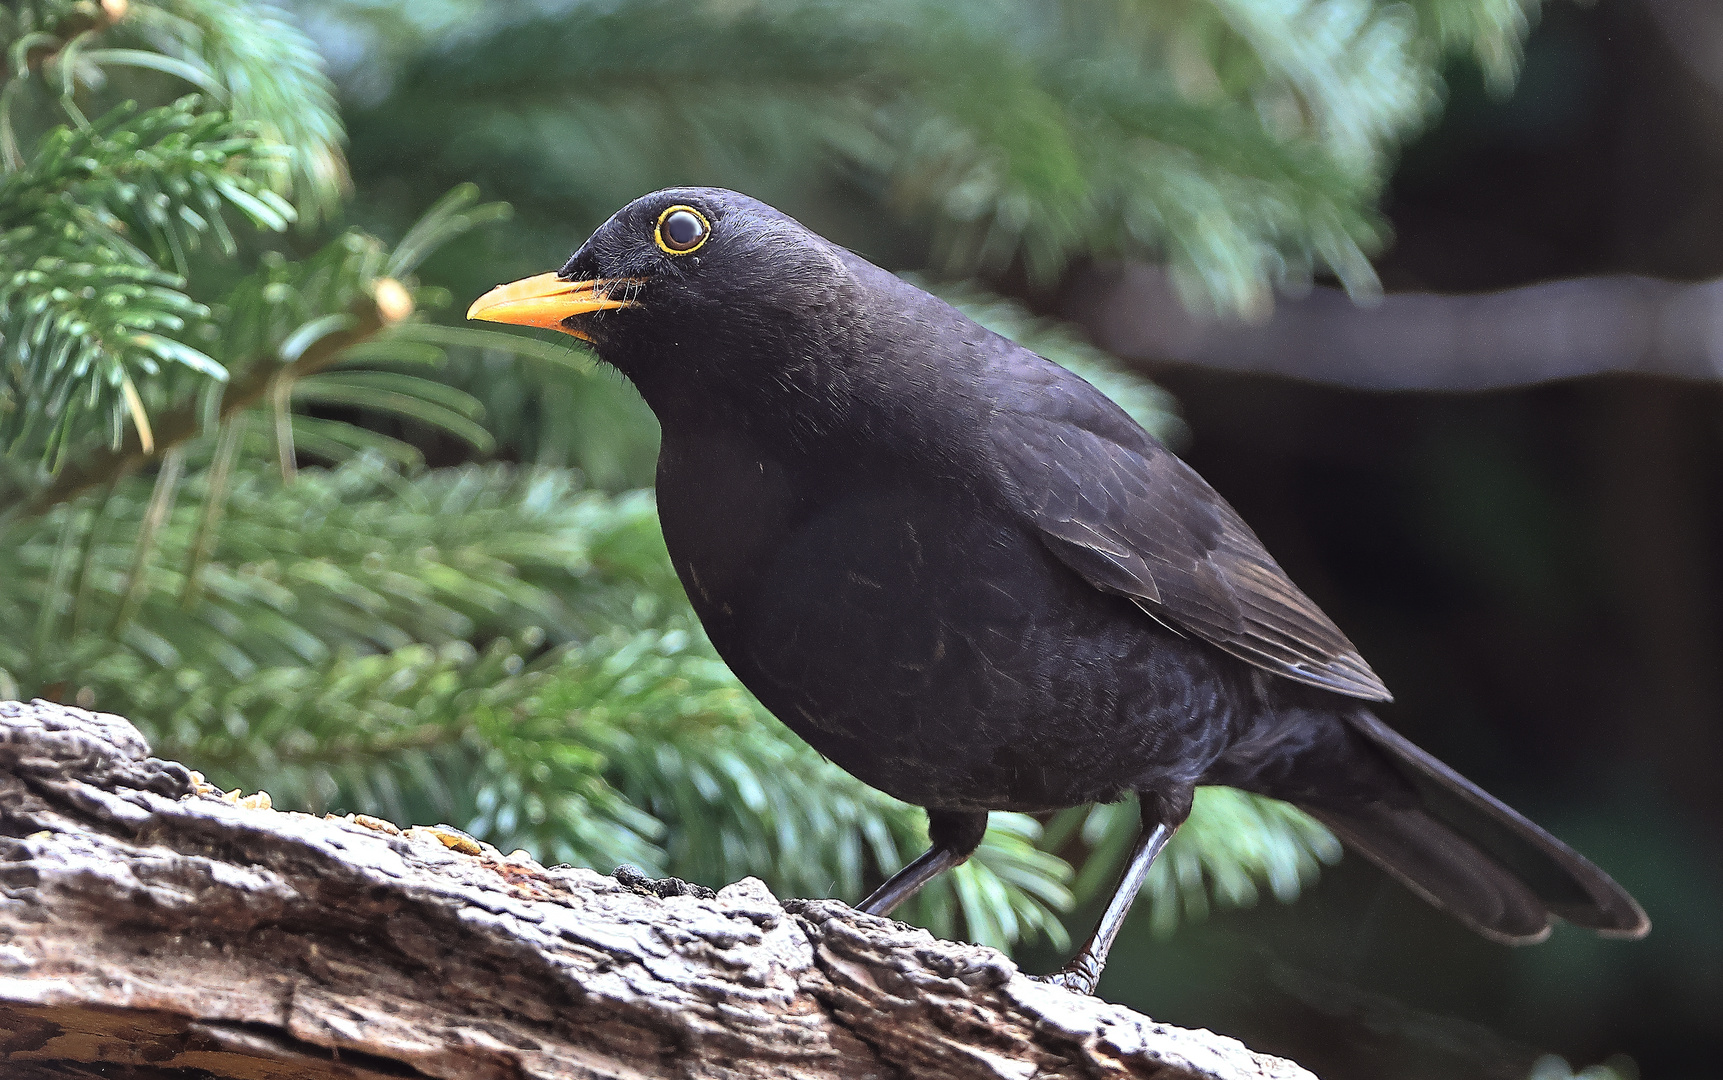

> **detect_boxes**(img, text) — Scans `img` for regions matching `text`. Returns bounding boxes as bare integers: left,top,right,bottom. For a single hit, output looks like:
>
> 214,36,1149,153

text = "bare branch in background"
1067,263,1723,391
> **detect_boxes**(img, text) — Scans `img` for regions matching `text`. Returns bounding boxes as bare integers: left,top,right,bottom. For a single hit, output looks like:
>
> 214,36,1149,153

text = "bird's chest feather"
655,428,1208,811
657,431,1014,683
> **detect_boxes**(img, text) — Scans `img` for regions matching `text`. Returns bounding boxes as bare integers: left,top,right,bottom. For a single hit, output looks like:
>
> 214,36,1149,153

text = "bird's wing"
986,365,1391,702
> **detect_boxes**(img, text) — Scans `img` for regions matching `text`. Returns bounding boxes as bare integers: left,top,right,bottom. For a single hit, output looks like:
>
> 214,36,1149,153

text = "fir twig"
15,294,391,517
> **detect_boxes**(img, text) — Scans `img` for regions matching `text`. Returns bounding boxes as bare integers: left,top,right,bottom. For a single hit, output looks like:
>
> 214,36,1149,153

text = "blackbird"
470,188,1649,992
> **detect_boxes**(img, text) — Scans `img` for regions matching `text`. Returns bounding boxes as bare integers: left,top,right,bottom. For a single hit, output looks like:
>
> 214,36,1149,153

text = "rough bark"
1067,263,1723,391
0,698,1312,1080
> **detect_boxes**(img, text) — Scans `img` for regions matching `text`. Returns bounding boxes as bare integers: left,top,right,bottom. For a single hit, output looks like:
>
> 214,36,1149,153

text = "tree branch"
1067,263,1723,390
0,698,1312,1080
16,293,399,519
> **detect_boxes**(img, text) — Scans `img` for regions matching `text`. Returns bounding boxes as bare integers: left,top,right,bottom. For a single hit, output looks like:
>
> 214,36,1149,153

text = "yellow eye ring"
654,205,710,255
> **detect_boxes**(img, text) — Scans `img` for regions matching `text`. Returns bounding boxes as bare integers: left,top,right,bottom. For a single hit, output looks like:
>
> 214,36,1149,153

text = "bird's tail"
1299,711,1649,944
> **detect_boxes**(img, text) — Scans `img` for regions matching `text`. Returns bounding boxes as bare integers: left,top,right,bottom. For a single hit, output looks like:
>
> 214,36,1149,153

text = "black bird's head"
468,188,863,412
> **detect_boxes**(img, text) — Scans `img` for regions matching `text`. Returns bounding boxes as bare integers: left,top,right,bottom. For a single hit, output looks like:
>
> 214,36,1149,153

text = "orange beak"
466,272,637,337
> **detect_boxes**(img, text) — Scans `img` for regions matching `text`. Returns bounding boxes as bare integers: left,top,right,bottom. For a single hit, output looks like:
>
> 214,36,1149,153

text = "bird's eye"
655,206,710,255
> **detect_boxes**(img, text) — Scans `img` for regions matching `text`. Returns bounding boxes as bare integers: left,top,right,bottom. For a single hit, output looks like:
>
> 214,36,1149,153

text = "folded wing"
988,366,1391,702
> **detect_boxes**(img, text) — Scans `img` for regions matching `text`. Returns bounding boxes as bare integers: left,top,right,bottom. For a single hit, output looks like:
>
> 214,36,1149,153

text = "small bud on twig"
372,278,415,324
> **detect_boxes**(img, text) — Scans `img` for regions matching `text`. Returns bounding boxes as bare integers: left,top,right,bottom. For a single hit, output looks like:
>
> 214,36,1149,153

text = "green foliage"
0,0,340,473
1408,0,1544,94
0,100,290,466
92,0,344,215
333,0,1548,315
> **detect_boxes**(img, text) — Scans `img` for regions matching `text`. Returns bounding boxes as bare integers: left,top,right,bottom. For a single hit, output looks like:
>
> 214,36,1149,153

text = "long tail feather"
1304,711,1649,942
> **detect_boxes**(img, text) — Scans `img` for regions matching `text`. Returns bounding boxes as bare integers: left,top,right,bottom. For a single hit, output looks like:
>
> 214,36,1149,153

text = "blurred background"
2,1,1719,1077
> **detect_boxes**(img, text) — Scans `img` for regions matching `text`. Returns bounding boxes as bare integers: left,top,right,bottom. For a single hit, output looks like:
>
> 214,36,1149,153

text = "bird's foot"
1028,955,1102,995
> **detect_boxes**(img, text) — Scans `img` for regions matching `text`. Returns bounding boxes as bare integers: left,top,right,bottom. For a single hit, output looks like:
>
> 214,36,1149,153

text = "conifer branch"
15,290,393,516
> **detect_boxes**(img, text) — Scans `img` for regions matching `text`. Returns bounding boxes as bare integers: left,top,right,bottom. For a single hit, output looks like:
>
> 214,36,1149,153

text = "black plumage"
469,188,1648,992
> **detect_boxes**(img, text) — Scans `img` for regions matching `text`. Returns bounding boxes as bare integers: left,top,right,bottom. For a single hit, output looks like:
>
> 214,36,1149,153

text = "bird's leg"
858,808,988,916
1036,799,1186,995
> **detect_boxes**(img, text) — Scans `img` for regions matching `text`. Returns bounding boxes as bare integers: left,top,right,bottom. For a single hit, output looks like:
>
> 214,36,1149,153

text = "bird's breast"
655,429,811,626
657,426,1022,697
655,429,1210,811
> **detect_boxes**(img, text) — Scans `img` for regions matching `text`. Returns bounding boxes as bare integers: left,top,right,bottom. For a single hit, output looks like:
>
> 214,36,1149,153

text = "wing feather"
988,369,1391,702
